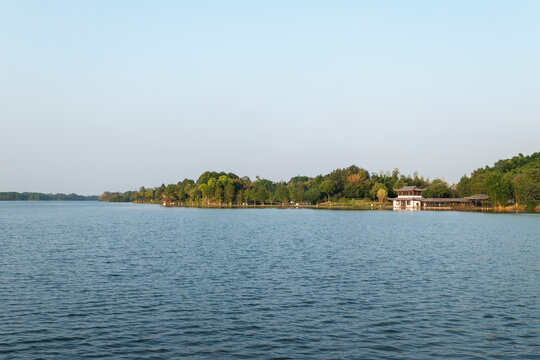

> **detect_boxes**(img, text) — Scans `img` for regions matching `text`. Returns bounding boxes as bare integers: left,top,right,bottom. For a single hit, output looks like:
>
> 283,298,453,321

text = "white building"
389,186,489,210
389,186,425,210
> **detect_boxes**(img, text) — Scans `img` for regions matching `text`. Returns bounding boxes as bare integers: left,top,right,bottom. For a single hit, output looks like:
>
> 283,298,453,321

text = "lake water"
0,202,538,359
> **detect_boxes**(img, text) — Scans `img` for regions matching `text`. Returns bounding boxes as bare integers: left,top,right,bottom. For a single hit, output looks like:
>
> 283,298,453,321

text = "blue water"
0,202,538,359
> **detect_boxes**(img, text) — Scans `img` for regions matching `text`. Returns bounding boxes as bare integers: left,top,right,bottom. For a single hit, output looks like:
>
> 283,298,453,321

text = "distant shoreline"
0,192,98,201
1,199,536,213
126,201,539,213
98,152,540,214
0,199,99,202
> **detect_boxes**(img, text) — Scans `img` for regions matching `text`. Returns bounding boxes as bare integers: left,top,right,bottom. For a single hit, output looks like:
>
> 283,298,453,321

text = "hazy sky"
1,1,539,195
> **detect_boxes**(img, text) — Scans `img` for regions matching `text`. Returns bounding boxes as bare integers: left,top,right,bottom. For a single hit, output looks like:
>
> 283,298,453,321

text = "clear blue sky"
1,1,539,195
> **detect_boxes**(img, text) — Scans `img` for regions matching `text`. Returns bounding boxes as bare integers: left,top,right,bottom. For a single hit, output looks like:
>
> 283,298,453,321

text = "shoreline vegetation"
128,201,533,214
0,192,98,201
100,152,539,213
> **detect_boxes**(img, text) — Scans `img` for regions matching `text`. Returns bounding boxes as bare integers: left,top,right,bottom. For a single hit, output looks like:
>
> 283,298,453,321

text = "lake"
0,202,538,359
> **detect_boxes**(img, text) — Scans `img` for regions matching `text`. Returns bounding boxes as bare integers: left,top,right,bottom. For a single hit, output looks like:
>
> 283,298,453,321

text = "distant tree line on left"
0,192,98,201
98,191,135,202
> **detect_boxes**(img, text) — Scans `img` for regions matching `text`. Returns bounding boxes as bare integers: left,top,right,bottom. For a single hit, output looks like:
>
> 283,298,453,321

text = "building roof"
388,196,418,201
390,194,489,203
422,198,470,203
395,186,425,192
465,194,489,201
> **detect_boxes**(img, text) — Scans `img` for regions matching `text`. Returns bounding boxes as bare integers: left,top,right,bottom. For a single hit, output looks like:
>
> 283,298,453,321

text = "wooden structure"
389,186,489,211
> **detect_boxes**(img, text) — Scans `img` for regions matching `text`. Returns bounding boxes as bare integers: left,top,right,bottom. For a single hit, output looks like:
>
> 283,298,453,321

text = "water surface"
0,202,538,359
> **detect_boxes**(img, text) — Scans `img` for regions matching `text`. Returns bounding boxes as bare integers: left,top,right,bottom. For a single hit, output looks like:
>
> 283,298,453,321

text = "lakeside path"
121,201,539,213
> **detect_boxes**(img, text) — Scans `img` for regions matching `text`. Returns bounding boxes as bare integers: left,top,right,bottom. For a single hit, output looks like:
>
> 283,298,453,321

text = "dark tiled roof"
465,194,489,201
389,194,489,203
422,198,470,203
395,186,425,192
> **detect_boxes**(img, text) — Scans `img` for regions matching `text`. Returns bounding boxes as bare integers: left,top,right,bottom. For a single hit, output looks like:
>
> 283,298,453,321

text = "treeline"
100,167,428,206
457,152,539,210
100,152,539,210
0,192,99,201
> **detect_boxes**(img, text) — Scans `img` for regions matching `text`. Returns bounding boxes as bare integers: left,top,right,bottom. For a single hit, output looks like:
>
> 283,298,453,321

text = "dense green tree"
215,186,223,205
164,184,176,201
343,183,362,198
369,182,387,200
198,184,209,203
236,190,244,205
289,175,309,183
304,187,321,204
183,183,196,204
139,186,146,202
275,183,289,205
423,179,451,198
197,171,225,185
144,189,153,202
176,182,187,203
484,172,511,207
512,173,537,210
253,179,273,205
319,179,335,202
245,188,256,206
456,175,471,197
224,182,235,205
393,179,406,190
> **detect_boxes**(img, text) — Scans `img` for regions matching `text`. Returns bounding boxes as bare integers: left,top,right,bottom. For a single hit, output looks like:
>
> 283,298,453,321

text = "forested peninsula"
0,192,98,201
100,152,540,212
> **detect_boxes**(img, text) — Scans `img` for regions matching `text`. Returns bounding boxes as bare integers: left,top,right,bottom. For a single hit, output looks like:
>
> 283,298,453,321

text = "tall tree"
224,182,235,206
484,172,511,207
512,173,537,210
319,180,335,202
377,188,388,204
275,183,289,205
369,183,387,201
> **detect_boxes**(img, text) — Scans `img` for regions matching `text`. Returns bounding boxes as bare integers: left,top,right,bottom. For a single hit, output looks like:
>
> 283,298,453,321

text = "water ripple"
0,202,538,359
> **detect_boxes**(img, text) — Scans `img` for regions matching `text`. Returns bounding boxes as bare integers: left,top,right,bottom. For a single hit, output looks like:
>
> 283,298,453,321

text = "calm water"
0,202,538,359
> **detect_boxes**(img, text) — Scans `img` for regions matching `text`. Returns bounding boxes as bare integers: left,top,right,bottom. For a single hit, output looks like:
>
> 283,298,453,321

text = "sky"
1,1,539,195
